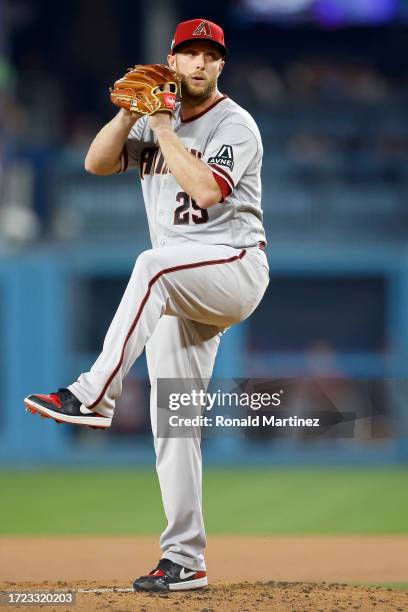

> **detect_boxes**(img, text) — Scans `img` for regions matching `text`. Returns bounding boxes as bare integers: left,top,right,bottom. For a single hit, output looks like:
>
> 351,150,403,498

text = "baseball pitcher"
24,18,269,592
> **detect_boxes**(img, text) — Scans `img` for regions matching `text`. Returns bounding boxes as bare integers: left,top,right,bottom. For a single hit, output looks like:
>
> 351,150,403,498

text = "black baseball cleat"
23,388,111,429
133,558,208,592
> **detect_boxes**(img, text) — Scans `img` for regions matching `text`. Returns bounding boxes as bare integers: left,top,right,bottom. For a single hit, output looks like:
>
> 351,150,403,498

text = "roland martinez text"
168,415,320,428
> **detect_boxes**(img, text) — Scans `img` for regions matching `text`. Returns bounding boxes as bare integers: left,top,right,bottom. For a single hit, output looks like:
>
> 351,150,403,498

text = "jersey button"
158,209,164,217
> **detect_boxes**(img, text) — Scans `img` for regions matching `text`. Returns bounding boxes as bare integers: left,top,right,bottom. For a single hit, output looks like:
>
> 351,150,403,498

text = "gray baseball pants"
69,243,269,570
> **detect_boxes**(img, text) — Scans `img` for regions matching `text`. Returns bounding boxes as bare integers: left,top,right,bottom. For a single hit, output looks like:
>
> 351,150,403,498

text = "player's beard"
180,75,217,105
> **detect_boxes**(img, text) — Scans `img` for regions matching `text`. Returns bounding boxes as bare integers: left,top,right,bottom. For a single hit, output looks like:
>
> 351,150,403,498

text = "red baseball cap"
171,18,227,57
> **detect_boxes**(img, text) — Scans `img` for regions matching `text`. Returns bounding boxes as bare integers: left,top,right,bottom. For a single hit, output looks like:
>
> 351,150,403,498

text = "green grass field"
1,469,407,535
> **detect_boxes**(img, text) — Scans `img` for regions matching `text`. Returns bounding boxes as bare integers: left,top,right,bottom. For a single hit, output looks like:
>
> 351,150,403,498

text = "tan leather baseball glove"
110,64,180,115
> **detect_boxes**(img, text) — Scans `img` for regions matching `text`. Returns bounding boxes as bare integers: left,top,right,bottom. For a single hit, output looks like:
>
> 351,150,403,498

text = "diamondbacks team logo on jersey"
140,146,202,179
193,20,212,38
208,144,234,170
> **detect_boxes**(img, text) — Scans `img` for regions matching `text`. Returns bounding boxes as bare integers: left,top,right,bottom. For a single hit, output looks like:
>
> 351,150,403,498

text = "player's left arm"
203,121,260,202
149,114,222,209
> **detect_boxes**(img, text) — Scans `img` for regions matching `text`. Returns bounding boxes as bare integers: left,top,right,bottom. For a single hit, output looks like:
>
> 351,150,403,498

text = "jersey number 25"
174,191,209,225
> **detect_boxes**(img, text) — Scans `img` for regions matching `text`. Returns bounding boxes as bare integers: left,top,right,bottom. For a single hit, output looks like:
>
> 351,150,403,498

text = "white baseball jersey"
119,96,266,249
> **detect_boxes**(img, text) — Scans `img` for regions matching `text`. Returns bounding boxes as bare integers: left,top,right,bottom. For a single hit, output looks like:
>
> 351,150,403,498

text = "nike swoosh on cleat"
80,405,95,415
179,568,196,580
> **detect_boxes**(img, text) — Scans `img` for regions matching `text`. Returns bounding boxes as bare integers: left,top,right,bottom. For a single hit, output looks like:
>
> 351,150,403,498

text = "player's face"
168,42,224,103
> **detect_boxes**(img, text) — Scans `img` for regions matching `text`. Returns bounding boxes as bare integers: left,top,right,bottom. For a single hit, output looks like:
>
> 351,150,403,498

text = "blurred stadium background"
1,0,408,547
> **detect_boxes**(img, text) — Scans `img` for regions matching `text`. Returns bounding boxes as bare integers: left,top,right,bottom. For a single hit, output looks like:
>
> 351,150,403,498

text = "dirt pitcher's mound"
1,580,408,611
1,536,407,610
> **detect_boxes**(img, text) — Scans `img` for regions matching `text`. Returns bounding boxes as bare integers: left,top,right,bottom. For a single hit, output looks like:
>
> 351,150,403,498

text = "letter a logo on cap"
193,20,212,38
